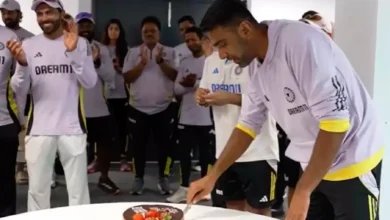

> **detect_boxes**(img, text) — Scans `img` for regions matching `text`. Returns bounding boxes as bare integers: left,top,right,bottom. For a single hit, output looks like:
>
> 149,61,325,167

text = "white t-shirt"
83,41,115,118
10,34,98,135
13,27,34,41
200,52,279,162
0,26,23,126
174,55,212,126
174,42,191,68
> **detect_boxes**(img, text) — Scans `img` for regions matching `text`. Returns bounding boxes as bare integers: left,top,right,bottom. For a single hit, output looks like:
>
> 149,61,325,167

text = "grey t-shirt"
122,43,176,114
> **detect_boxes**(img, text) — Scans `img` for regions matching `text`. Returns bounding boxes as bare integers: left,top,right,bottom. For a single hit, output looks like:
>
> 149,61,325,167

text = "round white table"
2,202,278,220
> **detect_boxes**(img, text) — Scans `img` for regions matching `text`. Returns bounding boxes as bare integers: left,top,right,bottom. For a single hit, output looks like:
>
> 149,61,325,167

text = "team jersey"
0,26,21,127
200,51,279,162
105,45,129,99
83,41,115,118
238,20,384,180
122,43,176,114
13,27,34,41
174,54,212,126
174,42,191,68
10,34,98,135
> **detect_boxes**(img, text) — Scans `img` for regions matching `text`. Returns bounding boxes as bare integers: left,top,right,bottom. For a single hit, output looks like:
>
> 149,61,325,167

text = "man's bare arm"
124,62,145,83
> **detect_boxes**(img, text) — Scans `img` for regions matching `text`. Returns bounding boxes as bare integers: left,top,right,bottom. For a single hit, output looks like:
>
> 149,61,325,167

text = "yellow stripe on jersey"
236,124,256,139
319,119,350,132
78,87,87,132
26,95,34,135
6,78,20,129
323,147,384,181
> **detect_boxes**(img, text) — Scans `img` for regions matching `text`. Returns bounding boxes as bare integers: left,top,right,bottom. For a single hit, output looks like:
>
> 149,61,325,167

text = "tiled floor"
15,163,286,219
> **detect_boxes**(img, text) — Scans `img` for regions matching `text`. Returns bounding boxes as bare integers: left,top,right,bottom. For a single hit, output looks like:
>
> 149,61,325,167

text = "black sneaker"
98,177,120,195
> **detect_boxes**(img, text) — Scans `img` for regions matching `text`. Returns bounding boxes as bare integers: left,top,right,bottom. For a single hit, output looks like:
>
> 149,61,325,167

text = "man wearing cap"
0,0,34,186
8,0,97,211
75,11,120,195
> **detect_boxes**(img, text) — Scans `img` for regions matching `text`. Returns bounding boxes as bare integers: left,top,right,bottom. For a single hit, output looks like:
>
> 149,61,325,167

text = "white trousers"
25,134,90,212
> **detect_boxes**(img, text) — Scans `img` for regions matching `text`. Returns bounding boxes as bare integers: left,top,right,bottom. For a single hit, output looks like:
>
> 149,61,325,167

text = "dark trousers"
274,124,290,207
168,101,181,169
127,106,171,178
0,123,19,217
107,98,130,160
177,124,214,187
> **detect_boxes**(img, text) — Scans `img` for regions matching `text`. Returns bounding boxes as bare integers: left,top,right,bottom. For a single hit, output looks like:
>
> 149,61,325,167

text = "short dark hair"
184,26,203,39
302,10,319,19
141,16,161,31
200,0,256,32
178,15,195,25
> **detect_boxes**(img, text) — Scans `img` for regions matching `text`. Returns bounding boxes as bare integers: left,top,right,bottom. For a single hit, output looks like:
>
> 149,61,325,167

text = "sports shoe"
158,177,173,195
98,177,120,195
120,159,132,172
131,178,144,195
87,158,98,174
191,162,201,172
166,186,188,203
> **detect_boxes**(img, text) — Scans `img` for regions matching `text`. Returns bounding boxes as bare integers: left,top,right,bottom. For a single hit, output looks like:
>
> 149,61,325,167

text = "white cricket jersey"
122,43,176,114
238,20,384,180
174,43,191,68
0,26,21,127
200,52,279,162
174,55,212,126
105,45,129,99
83,41,115,118
13,27,34,41
10,34,98,135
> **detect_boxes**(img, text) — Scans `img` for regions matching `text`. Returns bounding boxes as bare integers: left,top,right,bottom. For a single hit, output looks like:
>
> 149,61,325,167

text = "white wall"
0,0,92,35
249,0,335,22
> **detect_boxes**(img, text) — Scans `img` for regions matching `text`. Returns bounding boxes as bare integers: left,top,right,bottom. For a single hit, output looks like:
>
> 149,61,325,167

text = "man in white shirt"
174,15,195,66
8,0,97,211
123,16,177,195
75,12,119,195
0,0,34,185
189,1,383,220
0,24,21,218
167,26,214,203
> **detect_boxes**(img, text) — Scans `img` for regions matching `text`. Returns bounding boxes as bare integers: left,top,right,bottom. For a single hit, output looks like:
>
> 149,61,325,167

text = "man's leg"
152,107,174,194
94,116,120,195
16,129,28,185
128,106,149,195
167,124,196,203
315,162,381,220
215,164,247,211
236,160,277,216
58,134,90,206
0,126,18,217
25,135,57,211
198,126,214,178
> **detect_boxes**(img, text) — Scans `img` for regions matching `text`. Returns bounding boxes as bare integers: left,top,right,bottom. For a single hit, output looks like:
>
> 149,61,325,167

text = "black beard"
4,20,19,29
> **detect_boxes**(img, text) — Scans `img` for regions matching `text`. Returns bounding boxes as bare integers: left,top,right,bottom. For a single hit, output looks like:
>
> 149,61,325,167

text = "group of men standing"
0,0,384,220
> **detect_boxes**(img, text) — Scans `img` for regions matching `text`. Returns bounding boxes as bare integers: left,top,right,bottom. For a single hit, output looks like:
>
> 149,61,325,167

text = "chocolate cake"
123,204,184,220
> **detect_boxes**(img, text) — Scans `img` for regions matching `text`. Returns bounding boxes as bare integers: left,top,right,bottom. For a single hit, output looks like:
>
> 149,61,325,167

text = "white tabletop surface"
2,202,278,220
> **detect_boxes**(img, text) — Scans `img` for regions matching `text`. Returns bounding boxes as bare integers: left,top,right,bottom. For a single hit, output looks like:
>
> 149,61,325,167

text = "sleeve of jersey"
199,56,210,89
173,64,189,95
285,25,350,133
97,46,115,89
122,49,135,74
236,79,268,139
166,48,177,70
67,39,97,89
11,63,31,125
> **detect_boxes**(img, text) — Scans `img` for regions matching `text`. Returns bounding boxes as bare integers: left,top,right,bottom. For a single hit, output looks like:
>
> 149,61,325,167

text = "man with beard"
75,12,119,194
0,0,34,186
188,0,383,220
0,24,22,218
0,0,34,41
174,15,195,67
167,26,214,203
123,16,177,195
8,0,97,211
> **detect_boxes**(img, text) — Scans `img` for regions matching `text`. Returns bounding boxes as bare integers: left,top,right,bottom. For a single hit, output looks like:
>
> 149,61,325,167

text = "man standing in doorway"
0,0,34,185
123,16,177,195
9,0,97,211
188,1,384,220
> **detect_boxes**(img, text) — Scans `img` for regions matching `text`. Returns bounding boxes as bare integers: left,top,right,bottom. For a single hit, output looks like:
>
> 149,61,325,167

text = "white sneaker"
166,186,188,203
